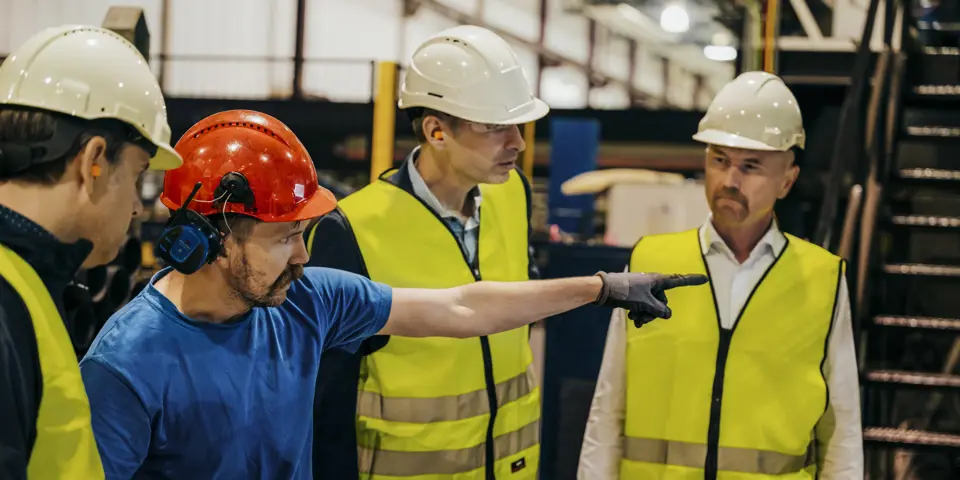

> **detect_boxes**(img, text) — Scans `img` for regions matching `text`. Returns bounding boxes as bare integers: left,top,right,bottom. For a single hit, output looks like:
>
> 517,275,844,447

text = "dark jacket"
0,204,92,479
310,158,538,479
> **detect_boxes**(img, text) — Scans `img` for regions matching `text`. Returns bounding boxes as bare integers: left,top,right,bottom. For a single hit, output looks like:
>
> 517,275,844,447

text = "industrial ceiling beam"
414,0,659,107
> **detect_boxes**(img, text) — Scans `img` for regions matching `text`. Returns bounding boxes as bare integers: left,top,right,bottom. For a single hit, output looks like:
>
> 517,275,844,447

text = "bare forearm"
381,277,603,338
452,277,603,336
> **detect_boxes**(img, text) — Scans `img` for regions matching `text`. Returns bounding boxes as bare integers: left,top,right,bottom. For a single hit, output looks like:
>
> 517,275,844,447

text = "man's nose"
722,166,742,189
507,125,525,152
291,235,310,265
132,196,144,218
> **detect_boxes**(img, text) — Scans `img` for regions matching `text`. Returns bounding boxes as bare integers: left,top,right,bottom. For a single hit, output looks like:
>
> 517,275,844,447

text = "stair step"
864,427,960,449
874,315,960,331
906,126,960,138
866,370,960,389
891,215,960,228
918,21,960,32
883,263,960,277
914,85,960,97
898,168,960,182
922,46,960,56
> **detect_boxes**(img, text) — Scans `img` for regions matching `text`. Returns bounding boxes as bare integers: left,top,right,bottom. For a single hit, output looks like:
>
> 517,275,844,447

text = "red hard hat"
160,110,337,222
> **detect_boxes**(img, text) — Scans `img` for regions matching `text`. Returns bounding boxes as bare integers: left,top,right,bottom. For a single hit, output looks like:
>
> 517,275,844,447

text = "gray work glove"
593,272,709,328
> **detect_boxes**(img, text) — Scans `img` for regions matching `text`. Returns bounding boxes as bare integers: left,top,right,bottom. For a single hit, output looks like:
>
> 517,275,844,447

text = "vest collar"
699,216,787,261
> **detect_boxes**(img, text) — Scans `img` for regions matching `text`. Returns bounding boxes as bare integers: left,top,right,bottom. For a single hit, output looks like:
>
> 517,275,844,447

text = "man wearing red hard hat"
78,109,706,479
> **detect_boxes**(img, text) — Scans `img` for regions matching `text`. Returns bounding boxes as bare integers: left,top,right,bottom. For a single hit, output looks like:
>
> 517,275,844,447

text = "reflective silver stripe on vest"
357,364,536,423
622,437,816,475
359,419,540,476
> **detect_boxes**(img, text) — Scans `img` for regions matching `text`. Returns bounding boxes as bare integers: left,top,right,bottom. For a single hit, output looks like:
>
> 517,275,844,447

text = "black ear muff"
154,182,224,274
215,172,255,208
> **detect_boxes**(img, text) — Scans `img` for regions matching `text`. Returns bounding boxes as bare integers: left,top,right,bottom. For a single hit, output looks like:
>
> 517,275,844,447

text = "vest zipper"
704,328,733,480
396,186,499,478
700,236,789,480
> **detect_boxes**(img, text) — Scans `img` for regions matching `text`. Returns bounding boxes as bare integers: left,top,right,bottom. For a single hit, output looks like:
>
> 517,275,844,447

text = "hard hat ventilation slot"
191,121,290,147
444,38,469,48
428,93,444,98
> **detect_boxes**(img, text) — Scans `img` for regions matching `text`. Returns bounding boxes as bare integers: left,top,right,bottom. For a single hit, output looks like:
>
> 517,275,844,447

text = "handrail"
811,0,885,248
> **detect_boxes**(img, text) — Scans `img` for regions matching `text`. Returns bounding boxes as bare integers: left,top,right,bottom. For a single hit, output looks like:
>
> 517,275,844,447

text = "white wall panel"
540,65,587,109
163,0,296,98
589,83,629,110
2,0,164,55
593,28,630,83
543,0,589,65
634,44,664,99
483,0,539,43
666,63,696,110
1,0,708,108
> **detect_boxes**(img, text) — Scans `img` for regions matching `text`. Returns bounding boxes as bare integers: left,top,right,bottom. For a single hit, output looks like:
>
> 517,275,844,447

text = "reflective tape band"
358,364,536,423
622,437,816,475
359,419,540,476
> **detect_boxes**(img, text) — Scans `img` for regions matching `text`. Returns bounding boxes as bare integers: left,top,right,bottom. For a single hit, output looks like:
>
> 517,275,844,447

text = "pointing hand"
593,272,709,328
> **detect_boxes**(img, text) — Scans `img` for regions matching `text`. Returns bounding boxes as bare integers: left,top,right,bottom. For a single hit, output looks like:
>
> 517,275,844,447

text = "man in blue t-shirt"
79,110,707,479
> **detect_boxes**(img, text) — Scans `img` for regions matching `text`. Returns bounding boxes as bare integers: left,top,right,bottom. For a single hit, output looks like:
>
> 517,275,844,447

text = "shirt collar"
0,202,93,313
406,147,482,226
698,215,787,260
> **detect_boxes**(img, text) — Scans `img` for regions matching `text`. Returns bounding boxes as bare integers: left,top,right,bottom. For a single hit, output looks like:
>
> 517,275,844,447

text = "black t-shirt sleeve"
0,282,41,480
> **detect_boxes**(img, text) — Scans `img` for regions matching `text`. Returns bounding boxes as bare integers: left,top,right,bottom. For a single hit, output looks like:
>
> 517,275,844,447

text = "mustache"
713,187,748,207
272,265,304,289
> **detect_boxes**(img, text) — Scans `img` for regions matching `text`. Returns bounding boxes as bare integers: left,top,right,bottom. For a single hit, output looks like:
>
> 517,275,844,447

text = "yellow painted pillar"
763,0,781,73
371,61,398,183
521,121,536,177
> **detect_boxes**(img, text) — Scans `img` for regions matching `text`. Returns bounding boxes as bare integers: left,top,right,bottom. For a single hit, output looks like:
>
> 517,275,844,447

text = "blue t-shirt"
79,267,392,480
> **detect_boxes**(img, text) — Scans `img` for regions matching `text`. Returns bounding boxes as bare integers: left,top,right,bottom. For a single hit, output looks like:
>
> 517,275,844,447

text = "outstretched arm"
379,272,707,338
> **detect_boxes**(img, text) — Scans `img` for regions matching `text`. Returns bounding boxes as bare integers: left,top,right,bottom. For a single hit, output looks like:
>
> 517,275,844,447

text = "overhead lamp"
660,4,690,34
703,45,737,62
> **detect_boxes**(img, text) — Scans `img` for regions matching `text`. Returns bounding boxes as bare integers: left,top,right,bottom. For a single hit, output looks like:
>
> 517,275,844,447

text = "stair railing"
811,0,886,252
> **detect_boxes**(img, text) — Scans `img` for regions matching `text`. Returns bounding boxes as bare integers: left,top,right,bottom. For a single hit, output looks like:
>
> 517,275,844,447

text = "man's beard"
228,257,304,308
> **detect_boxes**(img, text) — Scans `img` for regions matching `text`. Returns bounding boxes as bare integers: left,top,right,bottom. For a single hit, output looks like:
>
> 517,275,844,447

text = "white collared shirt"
407,153,482,265
577,219,863,479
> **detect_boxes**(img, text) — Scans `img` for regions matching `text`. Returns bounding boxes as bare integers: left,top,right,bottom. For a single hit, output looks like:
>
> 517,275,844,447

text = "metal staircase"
855,4,960,478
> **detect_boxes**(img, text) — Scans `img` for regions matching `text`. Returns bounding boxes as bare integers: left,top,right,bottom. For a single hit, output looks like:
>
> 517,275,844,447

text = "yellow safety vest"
0,244,105,479
337,168,540,480
620,229,842,480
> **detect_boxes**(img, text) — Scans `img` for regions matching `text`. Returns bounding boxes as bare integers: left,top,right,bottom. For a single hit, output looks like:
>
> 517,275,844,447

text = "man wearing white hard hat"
0,25,181,478
309,25,549,479
577,71,863,479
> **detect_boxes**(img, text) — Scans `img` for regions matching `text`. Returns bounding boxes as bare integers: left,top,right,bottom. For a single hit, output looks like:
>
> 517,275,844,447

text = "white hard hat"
0,25,181,170
693,71,805,152
399,25,549,125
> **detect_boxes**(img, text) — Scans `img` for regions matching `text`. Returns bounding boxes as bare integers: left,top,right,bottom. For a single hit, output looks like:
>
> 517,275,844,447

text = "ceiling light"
703,45,737,62
660,5,690,34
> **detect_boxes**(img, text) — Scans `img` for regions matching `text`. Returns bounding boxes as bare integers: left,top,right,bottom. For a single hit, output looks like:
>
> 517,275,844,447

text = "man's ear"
422,115,445,148
77,136,109,200
779,163,800,199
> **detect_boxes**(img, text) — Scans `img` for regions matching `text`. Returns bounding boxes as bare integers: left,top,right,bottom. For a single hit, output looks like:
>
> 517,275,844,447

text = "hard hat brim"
693,130,787,152
149,143,185,171
271,187,338,223
496,98,550,125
